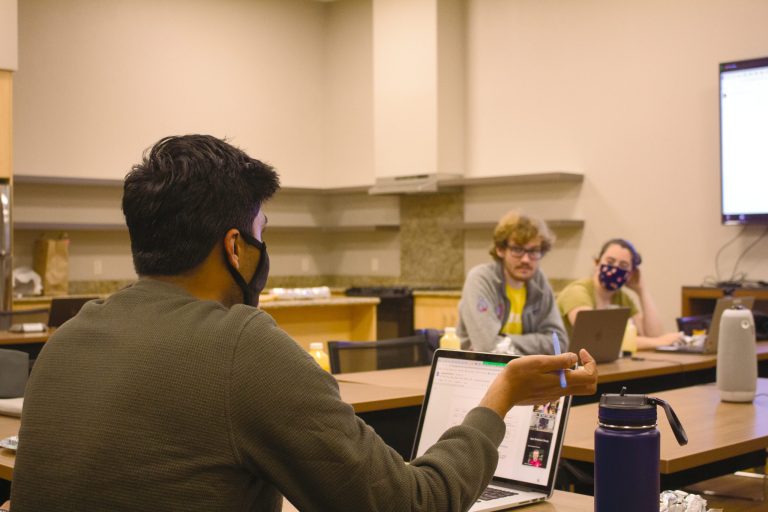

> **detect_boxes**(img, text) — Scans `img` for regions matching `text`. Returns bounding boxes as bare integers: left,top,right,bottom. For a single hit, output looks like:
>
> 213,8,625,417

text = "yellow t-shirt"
501,284,527,335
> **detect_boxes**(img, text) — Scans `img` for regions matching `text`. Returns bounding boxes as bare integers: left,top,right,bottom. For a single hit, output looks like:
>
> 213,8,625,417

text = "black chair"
327,334,431,374
414,328,443,359
0,348,29,398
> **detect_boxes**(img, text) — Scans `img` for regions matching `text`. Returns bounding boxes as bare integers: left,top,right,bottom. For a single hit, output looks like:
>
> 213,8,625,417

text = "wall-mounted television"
720,56,768,225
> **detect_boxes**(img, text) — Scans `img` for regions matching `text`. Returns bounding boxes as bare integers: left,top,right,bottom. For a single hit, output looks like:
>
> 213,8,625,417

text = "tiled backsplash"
400,191,465,288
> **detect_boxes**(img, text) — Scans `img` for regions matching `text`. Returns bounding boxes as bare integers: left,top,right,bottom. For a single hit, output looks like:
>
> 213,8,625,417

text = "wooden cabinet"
682,286,768,317
413,292,460,330
261,297,378,350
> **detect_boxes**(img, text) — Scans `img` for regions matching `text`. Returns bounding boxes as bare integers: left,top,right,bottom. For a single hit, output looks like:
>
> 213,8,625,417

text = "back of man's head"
122,134,280,276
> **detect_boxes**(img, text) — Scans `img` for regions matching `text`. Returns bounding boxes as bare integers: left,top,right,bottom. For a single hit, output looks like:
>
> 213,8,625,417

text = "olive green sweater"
12,279,505,511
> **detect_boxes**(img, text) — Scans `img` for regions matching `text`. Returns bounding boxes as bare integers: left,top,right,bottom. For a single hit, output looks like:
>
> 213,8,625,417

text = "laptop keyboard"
477,486,518,502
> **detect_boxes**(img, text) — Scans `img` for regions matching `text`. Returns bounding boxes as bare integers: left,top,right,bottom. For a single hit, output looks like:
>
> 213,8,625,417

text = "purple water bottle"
594,387,688,512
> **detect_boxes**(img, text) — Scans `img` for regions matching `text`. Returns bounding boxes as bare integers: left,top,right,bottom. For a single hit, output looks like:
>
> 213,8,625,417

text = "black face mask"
225,230,269,307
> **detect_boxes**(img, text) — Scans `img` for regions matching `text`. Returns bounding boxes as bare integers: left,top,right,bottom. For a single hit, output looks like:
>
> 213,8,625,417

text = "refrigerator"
0,179,11,329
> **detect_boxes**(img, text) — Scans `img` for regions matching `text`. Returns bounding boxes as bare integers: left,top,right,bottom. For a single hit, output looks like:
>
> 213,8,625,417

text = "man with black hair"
11,135,597,512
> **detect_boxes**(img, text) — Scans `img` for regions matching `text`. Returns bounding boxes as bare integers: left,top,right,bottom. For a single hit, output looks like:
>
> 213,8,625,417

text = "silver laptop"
569,307,631,363
656,296,755,354
411,349,571,511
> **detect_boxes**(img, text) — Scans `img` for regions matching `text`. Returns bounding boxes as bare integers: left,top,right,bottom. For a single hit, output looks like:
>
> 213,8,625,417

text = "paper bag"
33,234,70,296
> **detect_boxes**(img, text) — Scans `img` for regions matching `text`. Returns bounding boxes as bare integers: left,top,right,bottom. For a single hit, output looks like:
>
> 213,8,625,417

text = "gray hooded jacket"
456,261,568,355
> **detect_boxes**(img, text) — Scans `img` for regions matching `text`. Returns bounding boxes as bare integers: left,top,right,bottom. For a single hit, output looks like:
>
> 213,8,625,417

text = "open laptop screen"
412,350,570,493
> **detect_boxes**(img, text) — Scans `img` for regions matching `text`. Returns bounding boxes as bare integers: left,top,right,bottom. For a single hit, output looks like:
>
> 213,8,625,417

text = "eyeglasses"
602,257,632,271
505,244,543,260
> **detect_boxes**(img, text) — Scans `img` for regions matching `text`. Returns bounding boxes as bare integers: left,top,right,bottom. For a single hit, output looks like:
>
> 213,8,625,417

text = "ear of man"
223,228,243,269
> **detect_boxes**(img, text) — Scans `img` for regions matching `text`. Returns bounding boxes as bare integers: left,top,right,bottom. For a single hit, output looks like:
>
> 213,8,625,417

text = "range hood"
368,173,463,195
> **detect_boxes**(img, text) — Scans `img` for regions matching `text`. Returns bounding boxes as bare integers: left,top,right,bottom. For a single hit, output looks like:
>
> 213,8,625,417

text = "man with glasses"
457,211,568,354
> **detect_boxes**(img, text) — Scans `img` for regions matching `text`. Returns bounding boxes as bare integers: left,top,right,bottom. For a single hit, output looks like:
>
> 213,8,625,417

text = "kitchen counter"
412,290,461,298
260,297,378,309
13,294,105,311
10,295,379,351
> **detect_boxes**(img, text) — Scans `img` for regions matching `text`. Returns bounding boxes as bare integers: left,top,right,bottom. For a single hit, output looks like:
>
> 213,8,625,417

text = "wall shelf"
441,172,583,188
14,172,583,193
13,222,400,233
13,174,370,195
268,224,399,233
12,174,580,234
460,219,584,230
14,222,128,232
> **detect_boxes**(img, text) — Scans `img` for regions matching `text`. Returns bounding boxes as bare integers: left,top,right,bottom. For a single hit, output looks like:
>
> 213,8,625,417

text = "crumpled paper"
660,490,721,512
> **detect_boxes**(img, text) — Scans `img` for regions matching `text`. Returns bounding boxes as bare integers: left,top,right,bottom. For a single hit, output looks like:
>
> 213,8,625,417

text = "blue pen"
552,331,567,388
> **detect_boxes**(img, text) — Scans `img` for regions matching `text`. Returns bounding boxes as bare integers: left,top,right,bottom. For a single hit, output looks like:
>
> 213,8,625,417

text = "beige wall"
13,0,327,186
0,0,17,71
324,0,375,188
9,0,768,325
373,0,438,178
464,0,768,328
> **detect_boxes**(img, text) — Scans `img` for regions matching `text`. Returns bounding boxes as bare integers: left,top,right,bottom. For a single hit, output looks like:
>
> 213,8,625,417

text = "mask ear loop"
648,397,688,446
224,229,265,306
223,241,253,305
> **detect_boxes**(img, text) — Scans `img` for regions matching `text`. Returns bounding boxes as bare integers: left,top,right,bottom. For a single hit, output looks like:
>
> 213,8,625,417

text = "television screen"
720,56,768,225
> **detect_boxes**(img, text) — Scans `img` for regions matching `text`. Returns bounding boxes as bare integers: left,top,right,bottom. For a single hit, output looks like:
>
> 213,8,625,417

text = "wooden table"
338,359,691,389
562,379,768,489
337,381,424,413
335,365,432,390
335,343,768,387
0,415,18,481
281,489,594,511
579,342,768,403
0,331,49,346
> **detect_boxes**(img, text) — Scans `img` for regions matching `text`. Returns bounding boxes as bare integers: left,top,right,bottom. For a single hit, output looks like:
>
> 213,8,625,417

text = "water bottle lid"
599,388,656,426
309,342,324,351
444,327,456,334
598,388,689,446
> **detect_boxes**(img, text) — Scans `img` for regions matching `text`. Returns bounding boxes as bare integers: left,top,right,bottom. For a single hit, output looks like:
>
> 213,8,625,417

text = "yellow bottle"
309,342,331,372
621,319,637,356
439,327,461,350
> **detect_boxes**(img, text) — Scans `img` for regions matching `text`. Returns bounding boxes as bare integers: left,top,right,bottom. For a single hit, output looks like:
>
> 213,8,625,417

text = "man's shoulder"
466,262,501,282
